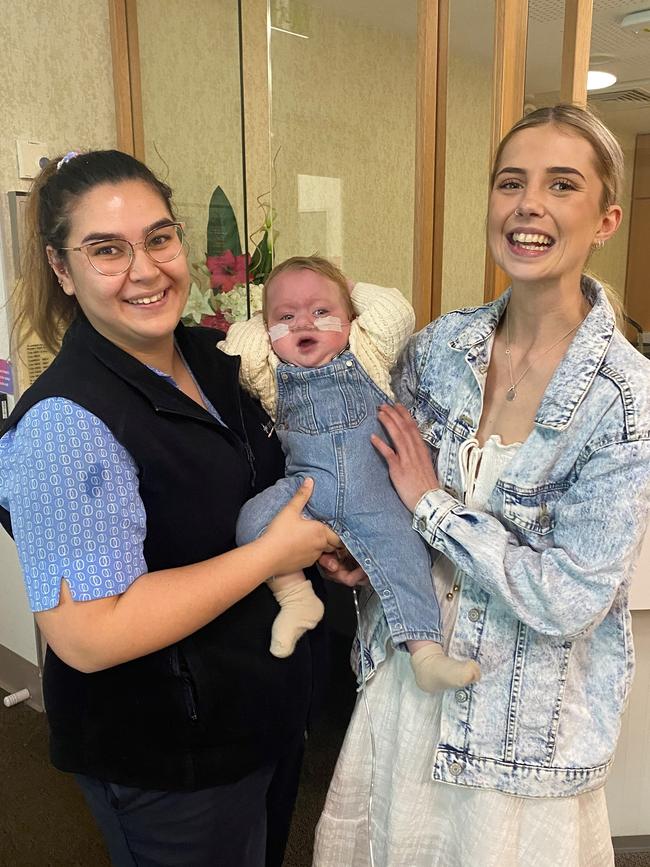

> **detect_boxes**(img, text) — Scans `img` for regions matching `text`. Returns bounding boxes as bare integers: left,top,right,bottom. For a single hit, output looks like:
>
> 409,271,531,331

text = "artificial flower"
182,282,215,324
206,250,250,293
200,312,231,332
214,283,264,324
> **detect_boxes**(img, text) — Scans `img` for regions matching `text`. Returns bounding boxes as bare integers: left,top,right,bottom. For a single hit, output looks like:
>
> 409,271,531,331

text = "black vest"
0,317,319,789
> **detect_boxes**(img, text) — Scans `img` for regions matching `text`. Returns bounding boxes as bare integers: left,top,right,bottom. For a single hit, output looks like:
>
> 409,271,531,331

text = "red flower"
206,251,250,292
200,312,231,332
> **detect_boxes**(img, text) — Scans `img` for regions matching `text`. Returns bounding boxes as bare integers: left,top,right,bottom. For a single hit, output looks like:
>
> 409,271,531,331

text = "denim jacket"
358,276,650,798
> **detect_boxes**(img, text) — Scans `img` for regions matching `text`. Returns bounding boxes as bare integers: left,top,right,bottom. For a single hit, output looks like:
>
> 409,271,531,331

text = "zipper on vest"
170,647,198,722
229,355,257,488
243,440,256,487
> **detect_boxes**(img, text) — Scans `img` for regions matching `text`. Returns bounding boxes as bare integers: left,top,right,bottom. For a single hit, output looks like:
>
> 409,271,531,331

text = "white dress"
314,436,614,867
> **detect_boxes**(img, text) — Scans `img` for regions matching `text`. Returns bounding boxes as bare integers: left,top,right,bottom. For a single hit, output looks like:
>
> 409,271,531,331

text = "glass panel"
137,0,250,329
440,0,496,312
267,0,417,299
587,0,650,334
524,0,564,109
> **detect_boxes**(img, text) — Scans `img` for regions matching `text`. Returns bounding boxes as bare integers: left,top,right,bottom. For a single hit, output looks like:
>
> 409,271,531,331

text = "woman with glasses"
0,150,338,867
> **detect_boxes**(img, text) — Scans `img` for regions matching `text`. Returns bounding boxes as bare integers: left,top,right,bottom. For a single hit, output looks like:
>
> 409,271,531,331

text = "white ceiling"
526,0,650,135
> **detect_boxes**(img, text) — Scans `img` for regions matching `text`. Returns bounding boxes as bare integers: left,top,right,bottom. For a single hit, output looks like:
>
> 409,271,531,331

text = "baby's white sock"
268,578,325,658
410,643,481,693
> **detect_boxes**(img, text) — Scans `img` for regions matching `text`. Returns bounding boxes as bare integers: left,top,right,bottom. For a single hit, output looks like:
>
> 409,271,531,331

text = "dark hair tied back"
16,150,175,355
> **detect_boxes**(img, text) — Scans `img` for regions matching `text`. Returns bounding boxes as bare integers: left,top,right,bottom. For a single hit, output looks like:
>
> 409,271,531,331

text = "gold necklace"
504,306,582,402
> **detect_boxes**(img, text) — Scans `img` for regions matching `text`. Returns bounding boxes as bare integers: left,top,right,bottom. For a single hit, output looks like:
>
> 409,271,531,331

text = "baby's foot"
269,580,324,658
410,643,481,694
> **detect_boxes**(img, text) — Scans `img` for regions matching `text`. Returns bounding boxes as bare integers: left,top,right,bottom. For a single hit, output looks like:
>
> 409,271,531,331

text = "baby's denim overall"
237,351,442,647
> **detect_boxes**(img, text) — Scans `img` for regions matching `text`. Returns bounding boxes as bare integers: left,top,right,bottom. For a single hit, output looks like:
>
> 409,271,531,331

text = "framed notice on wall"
7,191,55,397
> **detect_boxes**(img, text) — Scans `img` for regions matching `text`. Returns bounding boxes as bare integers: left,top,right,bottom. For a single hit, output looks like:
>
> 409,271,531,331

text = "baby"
219,256,480,693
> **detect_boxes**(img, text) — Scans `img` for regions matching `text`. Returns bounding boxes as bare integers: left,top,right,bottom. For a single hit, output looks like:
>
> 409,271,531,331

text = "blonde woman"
316,105,650,867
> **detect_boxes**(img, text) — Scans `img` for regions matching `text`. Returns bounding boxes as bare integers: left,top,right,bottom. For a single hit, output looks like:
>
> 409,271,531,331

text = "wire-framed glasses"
60,222,186,276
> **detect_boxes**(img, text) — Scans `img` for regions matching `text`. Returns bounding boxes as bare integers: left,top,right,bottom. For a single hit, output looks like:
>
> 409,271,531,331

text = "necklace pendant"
506,385,517,402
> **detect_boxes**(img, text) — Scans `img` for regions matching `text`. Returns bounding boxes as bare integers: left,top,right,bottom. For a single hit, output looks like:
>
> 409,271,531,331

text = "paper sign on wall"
0,359,14,395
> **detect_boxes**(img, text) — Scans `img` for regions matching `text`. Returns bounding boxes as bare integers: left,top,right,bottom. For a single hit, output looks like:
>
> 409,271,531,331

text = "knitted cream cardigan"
218,282,415,420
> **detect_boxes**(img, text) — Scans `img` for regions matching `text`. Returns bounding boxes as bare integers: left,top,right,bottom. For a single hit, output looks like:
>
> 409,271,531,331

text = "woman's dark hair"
16,150,175,354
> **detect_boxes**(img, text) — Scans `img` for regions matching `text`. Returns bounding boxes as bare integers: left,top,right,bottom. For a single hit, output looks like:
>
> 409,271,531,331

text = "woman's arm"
3,399,337,672
36,478,338,673
374,402,650,640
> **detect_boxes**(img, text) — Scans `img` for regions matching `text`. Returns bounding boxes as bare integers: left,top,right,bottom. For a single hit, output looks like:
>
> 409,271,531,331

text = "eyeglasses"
59,222,186,276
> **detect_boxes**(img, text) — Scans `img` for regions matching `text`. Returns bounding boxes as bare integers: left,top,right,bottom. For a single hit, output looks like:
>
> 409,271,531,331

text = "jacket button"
478,364,488,374
346,360,353,367
455,689,468,703
281,373,289,381
539,514,551,529
449,761,463,776
382,589,392,598
468,608,481,622
416,518,427,532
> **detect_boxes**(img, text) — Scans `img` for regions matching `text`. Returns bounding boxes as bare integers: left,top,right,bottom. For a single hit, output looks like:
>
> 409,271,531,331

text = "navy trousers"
76,735,304,867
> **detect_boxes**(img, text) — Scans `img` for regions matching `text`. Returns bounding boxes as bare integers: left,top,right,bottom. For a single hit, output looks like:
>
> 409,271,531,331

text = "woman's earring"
592,238,605,250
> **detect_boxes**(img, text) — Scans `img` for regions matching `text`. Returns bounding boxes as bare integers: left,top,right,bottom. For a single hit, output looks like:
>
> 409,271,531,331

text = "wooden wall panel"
625,135,650,330
412,0,448,328
108,0,144,159
560,0,593,107
483,0,528,302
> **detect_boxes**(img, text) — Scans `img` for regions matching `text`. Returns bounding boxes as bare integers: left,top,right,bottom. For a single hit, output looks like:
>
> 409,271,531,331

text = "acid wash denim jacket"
357,276,650,799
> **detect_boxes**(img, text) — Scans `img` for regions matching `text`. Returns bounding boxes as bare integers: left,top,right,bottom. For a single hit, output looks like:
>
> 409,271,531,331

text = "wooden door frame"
483,0,529,303
560,0,593,107
108,0,145,159
412,0,449,329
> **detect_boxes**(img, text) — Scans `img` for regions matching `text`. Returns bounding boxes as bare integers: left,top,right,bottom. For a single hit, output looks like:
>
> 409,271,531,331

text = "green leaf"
206,187,242,257
250,229,273,282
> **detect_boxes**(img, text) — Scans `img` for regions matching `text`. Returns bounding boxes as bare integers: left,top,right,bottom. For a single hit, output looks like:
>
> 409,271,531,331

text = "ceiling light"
621,9,650,33
587,71,617,91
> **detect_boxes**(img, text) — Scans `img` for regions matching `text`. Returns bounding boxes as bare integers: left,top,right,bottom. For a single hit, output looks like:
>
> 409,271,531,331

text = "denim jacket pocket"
414,390,447,448
502,484,569,537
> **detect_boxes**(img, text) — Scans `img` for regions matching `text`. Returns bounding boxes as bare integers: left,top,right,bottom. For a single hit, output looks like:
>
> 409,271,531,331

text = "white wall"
606,611,650,836
0,1,116,667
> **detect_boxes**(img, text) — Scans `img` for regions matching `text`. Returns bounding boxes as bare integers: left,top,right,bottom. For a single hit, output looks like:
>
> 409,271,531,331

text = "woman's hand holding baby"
318,548,369,587
263,478,340,574
372,403,439,511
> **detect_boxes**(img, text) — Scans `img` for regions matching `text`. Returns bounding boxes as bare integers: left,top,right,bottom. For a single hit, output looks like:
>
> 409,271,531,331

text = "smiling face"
266,269,352,367
487,124,622,292
49,179,190,360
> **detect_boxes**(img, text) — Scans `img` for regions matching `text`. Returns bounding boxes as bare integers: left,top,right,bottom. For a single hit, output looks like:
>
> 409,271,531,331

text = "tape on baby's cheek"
268,323,290,343
314,316,343,333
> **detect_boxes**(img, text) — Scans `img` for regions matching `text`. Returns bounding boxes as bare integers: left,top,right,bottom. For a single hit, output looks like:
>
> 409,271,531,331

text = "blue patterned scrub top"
0,362,223,612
